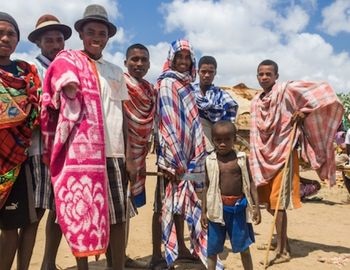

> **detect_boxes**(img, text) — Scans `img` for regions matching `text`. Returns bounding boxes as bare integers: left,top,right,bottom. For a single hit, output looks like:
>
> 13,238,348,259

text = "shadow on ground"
63,256,206,270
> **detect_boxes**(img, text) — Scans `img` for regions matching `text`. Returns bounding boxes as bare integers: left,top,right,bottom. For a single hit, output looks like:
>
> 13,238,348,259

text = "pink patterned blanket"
41,50,109,257
249,80,344,187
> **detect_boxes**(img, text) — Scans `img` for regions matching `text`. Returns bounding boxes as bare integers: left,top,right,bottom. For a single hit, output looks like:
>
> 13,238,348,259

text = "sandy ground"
26,153,350,270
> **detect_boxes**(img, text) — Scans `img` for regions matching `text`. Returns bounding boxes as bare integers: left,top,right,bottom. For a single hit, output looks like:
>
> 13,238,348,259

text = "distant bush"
337,93,350,130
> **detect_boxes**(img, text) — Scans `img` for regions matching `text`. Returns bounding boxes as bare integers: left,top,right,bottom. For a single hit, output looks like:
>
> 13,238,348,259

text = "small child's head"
211,120,237,155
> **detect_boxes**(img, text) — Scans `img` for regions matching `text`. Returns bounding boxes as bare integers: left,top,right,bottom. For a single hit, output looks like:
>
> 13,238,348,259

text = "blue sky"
4,0,350,92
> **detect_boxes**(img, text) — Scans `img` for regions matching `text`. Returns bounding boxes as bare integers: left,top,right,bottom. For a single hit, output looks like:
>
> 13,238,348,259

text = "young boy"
201,120,261,270
250,59,343,265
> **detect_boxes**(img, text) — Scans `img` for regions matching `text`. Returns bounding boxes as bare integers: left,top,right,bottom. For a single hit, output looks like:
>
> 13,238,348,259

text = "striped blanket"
249,80,344,187
41,50,109,257
156,39,220,268
162,180,223,269
123,73,156,207
0,61,40,209
191,83,238,123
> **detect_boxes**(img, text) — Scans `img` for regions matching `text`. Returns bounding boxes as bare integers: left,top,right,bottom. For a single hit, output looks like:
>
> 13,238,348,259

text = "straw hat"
74,4,117,37
28,14,72,43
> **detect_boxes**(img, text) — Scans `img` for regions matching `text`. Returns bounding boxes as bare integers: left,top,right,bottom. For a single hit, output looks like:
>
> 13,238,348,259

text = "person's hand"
252,206,261,225
161,169,176,182
291,111,306,125
201,213,208,229
126,159,137,185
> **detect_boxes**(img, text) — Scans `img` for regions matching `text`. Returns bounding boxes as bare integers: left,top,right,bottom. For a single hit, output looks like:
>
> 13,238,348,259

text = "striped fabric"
123,73,156,207
156,39,213,267
31,54,53,210
156,39,205,175
192,83,238,123
162,180,223,269
249,80,344,187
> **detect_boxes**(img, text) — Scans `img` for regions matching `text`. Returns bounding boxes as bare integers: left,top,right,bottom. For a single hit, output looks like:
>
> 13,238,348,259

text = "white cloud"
158,0,350,92
276,5,309,34
320,0,350,35
6,0,350,93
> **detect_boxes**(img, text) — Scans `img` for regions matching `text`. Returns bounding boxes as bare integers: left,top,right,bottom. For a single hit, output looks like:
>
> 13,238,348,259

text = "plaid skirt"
29,155,53,210
107,157,128,224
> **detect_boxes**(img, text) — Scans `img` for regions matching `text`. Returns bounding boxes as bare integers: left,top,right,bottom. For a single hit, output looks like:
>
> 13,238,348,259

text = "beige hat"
74,4,117,37
28,14,72,43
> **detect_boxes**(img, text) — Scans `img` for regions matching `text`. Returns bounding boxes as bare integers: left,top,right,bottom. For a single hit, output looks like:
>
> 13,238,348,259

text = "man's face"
257,65,278,92
80,21,109,60
124,48,150,81
198,63,216,87
37,30,65,61
0,21,18,61
172,50,192,73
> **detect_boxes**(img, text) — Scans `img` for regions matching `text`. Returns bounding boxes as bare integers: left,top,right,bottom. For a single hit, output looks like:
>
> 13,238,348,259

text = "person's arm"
62,83,78,99
291,111,306,125
247,159,261,225
201,166,209,229
122,101,137,185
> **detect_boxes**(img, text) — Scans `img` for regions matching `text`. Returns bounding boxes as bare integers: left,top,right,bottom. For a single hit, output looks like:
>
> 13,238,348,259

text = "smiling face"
0,21,18,65
172,49,192,73
37,30,65,61
124,48,150,81
79,21,109,60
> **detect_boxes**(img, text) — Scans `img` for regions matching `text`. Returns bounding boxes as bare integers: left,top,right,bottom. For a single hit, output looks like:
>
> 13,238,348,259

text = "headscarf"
158,39,196,84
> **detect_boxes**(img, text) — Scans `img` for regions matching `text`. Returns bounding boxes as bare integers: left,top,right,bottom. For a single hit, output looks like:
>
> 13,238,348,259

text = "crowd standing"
0,3,345,270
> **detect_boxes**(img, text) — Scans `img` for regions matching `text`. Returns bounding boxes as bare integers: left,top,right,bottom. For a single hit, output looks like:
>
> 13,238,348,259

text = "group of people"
0,3,344,270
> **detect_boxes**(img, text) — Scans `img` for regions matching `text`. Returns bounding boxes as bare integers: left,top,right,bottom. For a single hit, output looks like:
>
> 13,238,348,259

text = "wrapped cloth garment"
0,61,40,209
250,81,344,187
41,50,109,257
123,73,156,207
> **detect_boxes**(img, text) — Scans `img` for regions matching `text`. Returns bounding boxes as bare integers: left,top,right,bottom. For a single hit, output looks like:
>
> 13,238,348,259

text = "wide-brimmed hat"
74,4,117,37
28,14,72,43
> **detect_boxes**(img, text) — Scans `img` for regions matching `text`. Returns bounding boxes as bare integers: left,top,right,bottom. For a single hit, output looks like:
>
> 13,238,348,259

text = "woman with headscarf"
151,39,222,270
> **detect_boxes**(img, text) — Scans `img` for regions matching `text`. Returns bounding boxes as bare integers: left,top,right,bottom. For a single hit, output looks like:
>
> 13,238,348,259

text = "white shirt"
28,54,51,156
345,129,350,145
95,58,129,158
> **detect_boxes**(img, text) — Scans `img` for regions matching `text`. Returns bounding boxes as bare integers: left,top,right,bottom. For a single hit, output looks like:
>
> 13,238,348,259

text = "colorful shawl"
41,50,109,257
0,61,40,209
156,39,209,266
123,73,156,207
249,81,344,187
192,83,238,123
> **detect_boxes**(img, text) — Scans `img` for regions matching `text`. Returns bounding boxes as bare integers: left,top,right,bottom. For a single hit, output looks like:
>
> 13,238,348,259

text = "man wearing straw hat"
28,14,71,270
249,59,343,267
40,4,135,270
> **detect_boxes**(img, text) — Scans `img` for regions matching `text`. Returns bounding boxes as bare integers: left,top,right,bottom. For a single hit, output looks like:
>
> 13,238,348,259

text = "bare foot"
177,249,200,262
260,252,291,267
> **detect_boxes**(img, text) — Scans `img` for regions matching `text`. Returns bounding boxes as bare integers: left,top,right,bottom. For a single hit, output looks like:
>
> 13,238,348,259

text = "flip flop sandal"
256,243,277,251
149,258,173,270
125,256,148,268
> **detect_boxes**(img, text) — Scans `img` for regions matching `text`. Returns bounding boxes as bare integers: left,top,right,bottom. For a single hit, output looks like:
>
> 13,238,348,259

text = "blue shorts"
207,197,255,256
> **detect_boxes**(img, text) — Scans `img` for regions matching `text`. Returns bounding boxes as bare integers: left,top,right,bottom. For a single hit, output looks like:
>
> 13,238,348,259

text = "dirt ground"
26,153,350,270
